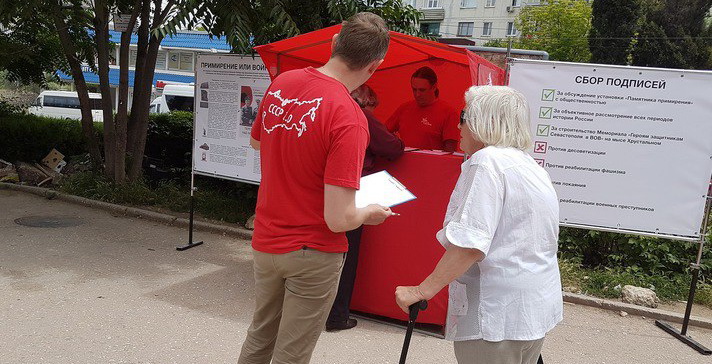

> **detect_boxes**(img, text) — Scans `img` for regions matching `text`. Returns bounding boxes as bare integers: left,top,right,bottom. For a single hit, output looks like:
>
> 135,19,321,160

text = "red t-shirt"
386,99,460,150
250,67,369,254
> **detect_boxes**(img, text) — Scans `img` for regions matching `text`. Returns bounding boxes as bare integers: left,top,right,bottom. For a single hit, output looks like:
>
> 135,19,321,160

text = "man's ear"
367,59,384,75
331,34,339,50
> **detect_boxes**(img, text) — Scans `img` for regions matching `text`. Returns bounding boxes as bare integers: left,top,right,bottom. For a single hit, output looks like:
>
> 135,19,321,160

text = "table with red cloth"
351,150,464,327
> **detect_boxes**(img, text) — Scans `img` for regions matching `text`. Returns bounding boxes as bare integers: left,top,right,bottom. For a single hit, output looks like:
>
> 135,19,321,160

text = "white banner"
193,54,271,184
509,59,712,240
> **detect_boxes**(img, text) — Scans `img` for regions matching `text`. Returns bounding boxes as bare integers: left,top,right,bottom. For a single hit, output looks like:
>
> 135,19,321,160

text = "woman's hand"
395,286,426,314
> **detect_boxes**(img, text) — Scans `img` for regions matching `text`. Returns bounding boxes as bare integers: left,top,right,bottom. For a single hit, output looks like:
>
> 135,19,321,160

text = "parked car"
149,84,194,113
28,90,105,121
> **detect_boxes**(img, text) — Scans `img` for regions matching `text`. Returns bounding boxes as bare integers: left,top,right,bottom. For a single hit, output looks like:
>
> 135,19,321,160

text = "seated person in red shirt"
326,84,404,332
386,66,460,152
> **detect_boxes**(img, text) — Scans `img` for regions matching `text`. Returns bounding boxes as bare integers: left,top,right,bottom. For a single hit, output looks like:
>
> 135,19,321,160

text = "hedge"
0,111,193,169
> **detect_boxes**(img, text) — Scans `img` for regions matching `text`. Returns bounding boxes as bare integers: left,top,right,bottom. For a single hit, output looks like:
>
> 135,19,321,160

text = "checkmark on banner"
537,124,550,136
534,158,545,167
541,89,555,101
539,107,553,119
534,141,547,154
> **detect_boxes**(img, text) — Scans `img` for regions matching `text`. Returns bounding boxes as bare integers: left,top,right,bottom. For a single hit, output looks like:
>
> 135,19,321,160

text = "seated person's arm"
324,184,392,233
443,139,457,153
368,113,404,160
385,108,401,133
441,109,461,152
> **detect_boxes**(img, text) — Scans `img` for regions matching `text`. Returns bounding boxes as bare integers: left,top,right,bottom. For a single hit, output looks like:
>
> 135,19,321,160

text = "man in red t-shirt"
238,13,393,364
386,66,460,152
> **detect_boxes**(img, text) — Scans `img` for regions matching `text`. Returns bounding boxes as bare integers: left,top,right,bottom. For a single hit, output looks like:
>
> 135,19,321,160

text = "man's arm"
442,109,461,152
324,184,393,233
250,137,260,150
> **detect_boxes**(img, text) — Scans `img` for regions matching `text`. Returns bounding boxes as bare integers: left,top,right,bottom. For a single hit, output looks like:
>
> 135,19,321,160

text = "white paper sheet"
355,171,416,209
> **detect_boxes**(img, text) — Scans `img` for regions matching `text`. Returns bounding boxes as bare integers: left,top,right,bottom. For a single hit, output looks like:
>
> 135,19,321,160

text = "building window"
483,22,493,36
155,50,167,70
486,0,496,7
129,50,137,67
180,52,193,71
420,22,441,36
407,0,418,7
168,51,194,71
425,0,440,8
511,0,521,6
507,22,518,36
461,0,476,8
457,22,474,37
168,52,180,69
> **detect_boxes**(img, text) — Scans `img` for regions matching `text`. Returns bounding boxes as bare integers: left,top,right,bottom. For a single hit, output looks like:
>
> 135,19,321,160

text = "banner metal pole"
655,181,711,355
177,64,205,251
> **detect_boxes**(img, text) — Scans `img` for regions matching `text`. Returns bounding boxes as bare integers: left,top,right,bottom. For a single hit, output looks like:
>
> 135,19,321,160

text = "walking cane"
399,300,428,364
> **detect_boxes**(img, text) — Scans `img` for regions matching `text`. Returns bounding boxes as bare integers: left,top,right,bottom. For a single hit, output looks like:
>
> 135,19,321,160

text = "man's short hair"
332,12,390,70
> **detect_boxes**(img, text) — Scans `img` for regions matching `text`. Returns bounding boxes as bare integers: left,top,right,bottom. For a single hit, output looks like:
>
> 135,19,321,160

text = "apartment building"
406,0,541,43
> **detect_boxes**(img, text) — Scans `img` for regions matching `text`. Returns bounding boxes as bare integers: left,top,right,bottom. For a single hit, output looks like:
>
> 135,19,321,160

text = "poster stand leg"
177,171,204,251
655,194,711,355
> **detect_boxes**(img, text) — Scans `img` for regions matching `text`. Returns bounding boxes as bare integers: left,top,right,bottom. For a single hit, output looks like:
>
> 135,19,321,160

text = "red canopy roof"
255,25,505,123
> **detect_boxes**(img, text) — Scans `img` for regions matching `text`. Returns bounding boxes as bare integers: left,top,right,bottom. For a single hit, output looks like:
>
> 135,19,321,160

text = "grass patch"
60,172,257,225
559,258,712,308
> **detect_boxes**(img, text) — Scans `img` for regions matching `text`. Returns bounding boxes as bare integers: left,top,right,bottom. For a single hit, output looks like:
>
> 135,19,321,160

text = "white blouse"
437,146,563,342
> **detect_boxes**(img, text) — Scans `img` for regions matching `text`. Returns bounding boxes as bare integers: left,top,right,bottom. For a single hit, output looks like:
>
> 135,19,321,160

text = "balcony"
421,8,445,21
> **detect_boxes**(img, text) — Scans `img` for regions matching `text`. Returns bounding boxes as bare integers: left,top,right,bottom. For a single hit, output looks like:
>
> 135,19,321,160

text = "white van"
149,84,194,113
28,90,105,122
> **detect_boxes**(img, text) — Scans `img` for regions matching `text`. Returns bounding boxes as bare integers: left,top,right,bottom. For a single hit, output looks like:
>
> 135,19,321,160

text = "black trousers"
327,226,364,324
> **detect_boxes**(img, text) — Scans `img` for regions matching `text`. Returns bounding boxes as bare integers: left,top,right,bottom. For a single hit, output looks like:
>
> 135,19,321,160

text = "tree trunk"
127,0,167,181
127,0,152,150
114,3,142,184
50,8,102,168
127,34,162,181
94,2,118,181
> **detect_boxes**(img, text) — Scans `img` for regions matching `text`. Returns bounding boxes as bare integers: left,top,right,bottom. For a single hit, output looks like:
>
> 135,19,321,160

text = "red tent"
255,25,505,124
254,26,506,328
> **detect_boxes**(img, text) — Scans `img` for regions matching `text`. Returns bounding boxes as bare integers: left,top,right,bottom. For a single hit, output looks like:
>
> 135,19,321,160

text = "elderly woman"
395,86,562,364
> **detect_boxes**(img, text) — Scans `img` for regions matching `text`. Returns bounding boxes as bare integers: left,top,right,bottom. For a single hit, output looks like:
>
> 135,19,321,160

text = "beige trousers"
238,248,344,364
454,338,545,364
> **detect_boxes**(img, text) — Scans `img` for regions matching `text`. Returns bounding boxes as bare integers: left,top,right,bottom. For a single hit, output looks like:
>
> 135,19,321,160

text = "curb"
563,292,712,330
0,182,253,241
3,182,712,330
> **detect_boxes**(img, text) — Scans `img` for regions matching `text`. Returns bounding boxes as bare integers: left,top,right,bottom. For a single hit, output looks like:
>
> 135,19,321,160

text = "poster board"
508,59,712,241
193,54,271,184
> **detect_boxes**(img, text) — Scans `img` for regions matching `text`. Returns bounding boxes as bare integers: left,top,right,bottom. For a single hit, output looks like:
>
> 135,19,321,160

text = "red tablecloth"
351,151,463,326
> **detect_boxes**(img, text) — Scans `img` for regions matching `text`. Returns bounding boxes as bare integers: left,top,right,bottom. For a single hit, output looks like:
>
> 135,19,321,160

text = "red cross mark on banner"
534,141,547,154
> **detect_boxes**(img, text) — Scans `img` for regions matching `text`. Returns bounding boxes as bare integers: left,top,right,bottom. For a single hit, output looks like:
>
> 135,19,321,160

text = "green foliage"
0,111,194,169
0,114,91,162
559,225,712,307
0,0,96,86
144,111,194,170
0,96,27,117
559,258,712,308
631,0,712,69
559,227,711,277
514,0,593,62
589,0,641,65
60,171,258,225
200,0,424,53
